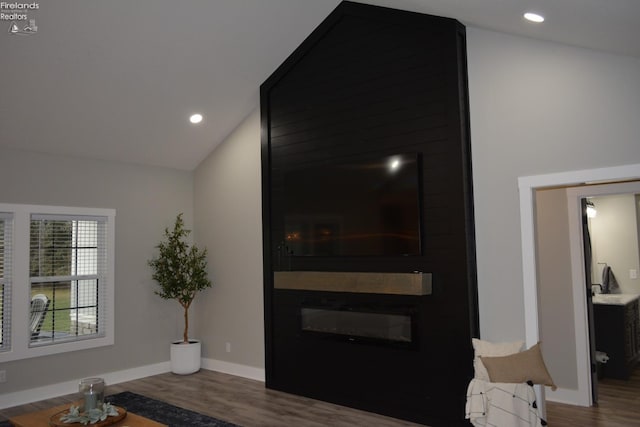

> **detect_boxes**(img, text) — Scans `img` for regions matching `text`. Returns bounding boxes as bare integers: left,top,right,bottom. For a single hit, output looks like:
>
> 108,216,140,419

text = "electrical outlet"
0,370,6,383
631,269,638,280
225,342,231,353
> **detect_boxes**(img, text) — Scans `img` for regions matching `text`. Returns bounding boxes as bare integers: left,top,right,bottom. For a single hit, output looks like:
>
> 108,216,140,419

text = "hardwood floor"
0,370,422,426
546,366,640,426
2,368,640,426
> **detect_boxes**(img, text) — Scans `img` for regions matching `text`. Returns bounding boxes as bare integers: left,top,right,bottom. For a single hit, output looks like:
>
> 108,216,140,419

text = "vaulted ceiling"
1,0,638,170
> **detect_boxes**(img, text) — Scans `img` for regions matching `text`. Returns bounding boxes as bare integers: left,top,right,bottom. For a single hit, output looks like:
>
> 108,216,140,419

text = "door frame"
565,181,640,405
518,163,640,407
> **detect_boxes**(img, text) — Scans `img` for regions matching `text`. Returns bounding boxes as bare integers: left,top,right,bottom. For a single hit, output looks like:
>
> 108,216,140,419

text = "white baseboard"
0,358,265,410
0,361,170,410
201,357,265,382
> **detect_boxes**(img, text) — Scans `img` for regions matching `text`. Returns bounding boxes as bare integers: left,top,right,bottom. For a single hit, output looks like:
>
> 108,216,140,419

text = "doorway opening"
571,185,640,403
519,163,640,408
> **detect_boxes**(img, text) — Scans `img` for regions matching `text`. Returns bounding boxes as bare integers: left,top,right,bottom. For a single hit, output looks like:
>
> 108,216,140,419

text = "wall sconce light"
586,200,597,218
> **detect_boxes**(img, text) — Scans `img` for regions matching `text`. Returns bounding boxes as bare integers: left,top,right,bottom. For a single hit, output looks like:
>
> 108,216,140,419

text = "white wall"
590,194,640,293
0,147,193,394
466,27,640,342
193,108,264,369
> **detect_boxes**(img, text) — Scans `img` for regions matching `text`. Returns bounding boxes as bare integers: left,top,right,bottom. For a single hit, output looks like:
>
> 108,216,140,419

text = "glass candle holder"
78,377,105,412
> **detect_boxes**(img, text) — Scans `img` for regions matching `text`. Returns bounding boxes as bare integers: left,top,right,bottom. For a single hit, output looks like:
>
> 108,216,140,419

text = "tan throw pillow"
472,338,524,382
480,342,557,390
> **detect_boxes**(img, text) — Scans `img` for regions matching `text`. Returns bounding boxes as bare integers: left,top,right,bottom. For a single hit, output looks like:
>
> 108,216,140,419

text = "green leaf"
148,213,212,342
59,403,119,425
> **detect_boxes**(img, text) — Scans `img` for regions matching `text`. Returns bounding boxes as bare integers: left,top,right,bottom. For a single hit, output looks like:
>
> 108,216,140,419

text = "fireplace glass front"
300,306,413,346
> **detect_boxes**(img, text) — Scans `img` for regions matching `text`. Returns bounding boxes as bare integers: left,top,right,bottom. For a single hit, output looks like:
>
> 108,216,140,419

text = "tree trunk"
183,305,189,343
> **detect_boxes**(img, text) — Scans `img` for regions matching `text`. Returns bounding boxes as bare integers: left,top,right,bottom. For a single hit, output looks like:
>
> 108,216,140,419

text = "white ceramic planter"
170,340,201,375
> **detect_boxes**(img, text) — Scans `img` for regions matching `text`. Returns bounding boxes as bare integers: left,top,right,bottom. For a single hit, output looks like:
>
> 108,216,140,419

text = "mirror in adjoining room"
587,193,640,295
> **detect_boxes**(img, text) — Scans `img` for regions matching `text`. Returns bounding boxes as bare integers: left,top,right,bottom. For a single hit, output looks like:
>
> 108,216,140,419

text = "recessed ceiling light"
189,113,203,124
524,12,545,23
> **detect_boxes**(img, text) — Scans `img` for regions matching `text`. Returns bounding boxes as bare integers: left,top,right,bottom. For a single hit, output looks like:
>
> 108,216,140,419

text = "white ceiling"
1,0,638,170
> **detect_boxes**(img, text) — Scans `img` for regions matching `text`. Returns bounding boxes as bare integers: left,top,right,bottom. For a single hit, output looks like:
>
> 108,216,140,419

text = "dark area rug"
1,391,239,427
105,391,240,427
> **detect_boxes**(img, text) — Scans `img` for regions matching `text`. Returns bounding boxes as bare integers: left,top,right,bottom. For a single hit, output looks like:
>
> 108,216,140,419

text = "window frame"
0,204,115,363
0,212,13,352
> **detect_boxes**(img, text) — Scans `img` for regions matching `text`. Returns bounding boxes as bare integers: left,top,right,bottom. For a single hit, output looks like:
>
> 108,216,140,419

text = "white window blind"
0,204,115,363
0,213,12,352
29,214,108,347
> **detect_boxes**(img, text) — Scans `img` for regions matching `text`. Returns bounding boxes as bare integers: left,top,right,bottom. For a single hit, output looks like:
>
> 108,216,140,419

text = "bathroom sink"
593,294,623,303
593,293,639,305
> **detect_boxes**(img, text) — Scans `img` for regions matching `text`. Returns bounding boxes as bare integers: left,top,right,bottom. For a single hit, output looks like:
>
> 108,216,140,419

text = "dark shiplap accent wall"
261,2,478,425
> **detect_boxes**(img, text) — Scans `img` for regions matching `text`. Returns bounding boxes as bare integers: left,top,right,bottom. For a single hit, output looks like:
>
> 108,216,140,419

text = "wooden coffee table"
9,402,167,427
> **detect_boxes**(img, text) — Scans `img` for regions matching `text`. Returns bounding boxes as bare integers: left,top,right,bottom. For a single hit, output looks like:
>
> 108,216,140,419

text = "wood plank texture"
10,404,160,427
546,365,640,427
2,368,640,426
0,370,422,427
274,271,432,295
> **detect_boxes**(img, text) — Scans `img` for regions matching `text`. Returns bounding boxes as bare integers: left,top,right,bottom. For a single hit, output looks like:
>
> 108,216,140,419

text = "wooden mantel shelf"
274,271,432,295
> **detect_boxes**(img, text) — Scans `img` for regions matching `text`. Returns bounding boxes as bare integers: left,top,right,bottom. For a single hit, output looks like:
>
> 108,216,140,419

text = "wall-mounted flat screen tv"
283,153,421,256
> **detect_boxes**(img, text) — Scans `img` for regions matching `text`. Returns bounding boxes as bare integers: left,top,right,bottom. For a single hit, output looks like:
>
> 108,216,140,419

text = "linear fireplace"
300,305,415,348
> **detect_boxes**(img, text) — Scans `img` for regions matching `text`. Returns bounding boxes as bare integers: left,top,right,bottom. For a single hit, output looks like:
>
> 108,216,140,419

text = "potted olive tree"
148,213,212,374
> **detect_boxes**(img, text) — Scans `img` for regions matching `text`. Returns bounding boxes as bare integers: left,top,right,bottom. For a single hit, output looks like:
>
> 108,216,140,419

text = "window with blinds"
0,204,114,363
0,213,12,352
29,215,107,346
